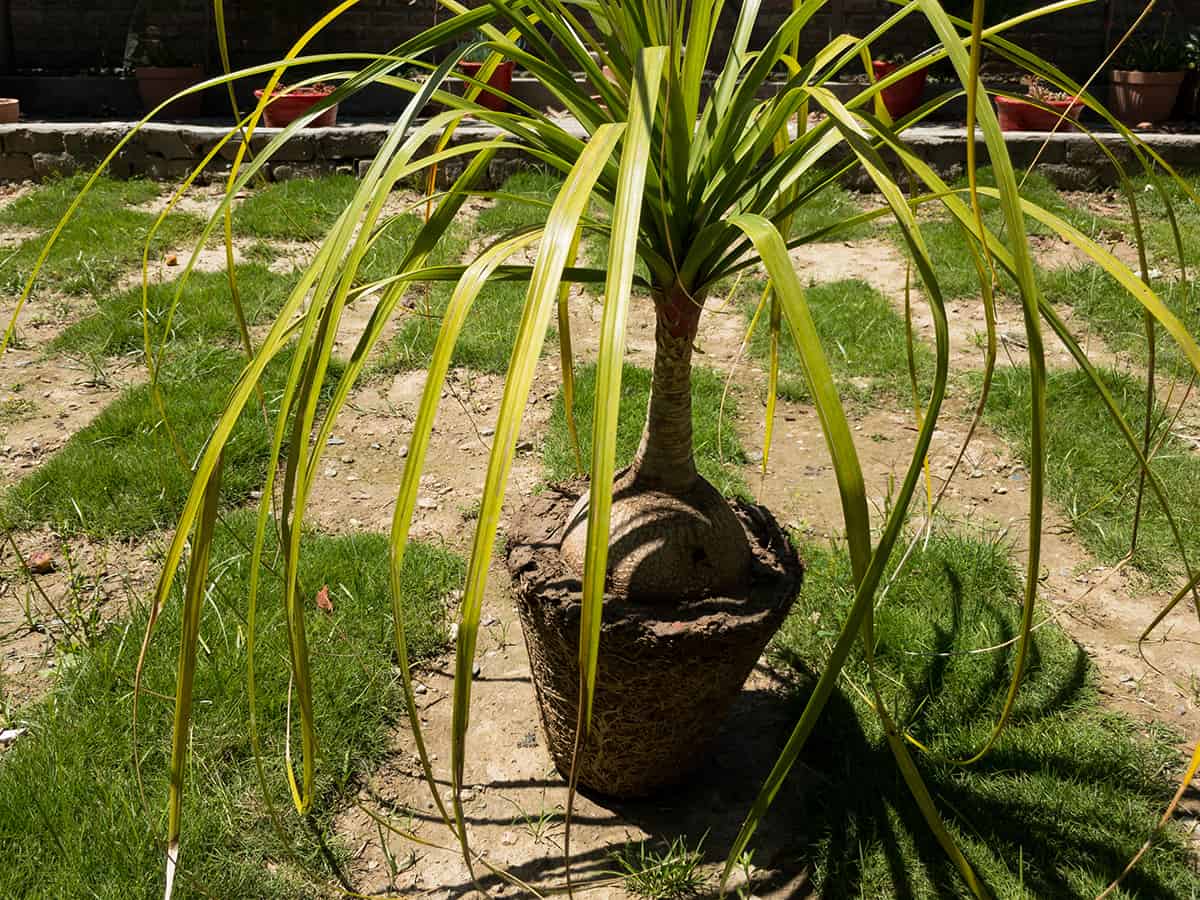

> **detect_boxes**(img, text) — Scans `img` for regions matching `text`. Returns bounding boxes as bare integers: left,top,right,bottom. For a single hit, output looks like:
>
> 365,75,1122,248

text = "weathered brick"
3,127,66,156
32,151,78,180
0,154,35,181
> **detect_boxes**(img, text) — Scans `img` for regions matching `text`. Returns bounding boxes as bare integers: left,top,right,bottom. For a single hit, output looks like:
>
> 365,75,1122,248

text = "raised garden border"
1,119,1198,189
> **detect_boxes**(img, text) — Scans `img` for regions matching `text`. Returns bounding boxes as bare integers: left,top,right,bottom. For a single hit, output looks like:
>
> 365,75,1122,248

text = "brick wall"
9,1,1200,82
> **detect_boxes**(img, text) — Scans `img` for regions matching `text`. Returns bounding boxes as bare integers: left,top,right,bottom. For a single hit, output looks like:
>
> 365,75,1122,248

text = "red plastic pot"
872,60,928,119
459,60,515,112
136,65,203,118
995,95,1083,132
253,89,338,128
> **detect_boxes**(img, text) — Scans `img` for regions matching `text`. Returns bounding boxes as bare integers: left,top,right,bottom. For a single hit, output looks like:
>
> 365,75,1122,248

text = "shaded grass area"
2,347,341,538
981,366,1200,582
1041,263,1200,376
377,172,563,375
773,531,1197,898
53,264,299,359
0,176,200,298
233,175,361,240
543,362,747,499
742,278,933,404
0,511,463,900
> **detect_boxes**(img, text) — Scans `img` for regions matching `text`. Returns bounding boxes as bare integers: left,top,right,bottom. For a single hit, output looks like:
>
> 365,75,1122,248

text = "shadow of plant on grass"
416,530,1197,899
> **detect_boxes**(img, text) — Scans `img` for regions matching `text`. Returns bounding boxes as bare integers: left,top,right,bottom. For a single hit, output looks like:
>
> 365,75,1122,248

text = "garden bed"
1,170,1198,897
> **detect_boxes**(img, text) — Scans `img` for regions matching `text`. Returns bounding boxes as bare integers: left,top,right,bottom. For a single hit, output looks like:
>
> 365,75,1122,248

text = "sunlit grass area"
741,277,933,403
375,172,563,375
982,366,1200,582
232,175,361,241
53,264,299,359
0,176,200,298
2,348,342,538
0,511,463,900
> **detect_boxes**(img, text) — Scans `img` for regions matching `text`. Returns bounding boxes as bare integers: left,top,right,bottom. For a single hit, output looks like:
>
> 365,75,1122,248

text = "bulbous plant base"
505,481,803,797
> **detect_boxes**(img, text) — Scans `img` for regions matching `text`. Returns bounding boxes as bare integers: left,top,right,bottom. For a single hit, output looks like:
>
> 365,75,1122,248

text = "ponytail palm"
10,0,1200,895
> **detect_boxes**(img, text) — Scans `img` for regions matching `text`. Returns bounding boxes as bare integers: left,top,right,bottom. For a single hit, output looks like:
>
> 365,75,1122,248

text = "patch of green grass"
773,530,1198,898
0,177,200,298
233,175,361,241
789,171,873,242
474,170,562,236
0,510,463,900
2,347,341,538
742,278,933,404
982,366,1200,582
892,167,1117,300
542,362,747,498
613,835,708,900
1041,264,1200,376
0,175,162,230
0,397,34,423
1126,170,1200,271
53,265,299,359
377,175,567,375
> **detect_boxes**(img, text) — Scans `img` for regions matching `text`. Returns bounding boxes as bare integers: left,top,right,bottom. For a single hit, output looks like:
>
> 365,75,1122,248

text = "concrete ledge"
0,119,1196,189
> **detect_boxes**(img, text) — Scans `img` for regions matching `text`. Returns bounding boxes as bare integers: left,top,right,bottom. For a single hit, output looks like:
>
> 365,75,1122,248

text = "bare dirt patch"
0,529,159,711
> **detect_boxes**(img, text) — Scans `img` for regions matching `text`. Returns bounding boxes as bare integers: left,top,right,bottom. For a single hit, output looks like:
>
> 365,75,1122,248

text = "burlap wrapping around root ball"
505,482,804,798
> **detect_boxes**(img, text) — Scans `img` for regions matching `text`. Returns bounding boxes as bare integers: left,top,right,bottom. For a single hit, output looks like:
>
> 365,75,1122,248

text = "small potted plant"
1109,31,1188,125
996,76,1084,132
129,23,204,119
871,51,928,119
458,35,516,112
253,82,339,128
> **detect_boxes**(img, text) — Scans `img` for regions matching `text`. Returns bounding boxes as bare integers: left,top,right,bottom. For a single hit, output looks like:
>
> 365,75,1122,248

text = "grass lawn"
376,172,564,375
543,362,748,499
0,511,463,900
0,176,200,298
233,175,361,241
741,277,933,404
53,264,299,359
2,347,341,538
1041,264,1200,376
774,530,1198,898
891,167,1117,301
981,366,1200,582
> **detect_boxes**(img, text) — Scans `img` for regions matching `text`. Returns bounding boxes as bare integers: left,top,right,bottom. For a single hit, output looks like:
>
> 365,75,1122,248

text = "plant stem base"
505,481,804,797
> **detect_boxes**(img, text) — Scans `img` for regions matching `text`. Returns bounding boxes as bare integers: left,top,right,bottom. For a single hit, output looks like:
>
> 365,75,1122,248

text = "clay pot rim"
1110,69,1187,84
996,94,1081,110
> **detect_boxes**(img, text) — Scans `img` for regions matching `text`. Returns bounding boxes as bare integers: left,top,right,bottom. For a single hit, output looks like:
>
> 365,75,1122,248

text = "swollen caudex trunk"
559,283,753,602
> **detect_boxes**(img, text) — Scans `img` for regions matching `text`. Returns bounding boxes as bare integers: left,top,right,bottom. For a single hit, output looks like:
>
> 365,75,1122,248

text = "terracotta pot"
253,89,338,128
506,483,803,798
872,60,928,119
459,60,515,112
995,95,1083,132
0,98,17,123
1109,69,1185,125
135,65,203,118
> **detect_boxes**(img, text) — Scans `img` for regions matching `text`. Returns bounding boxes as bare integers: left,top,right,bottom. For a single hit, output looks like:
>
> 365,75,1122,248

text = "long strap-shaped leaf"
163,459,223,900
448,122,627,867
564,48,667,896
576,45,666,738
